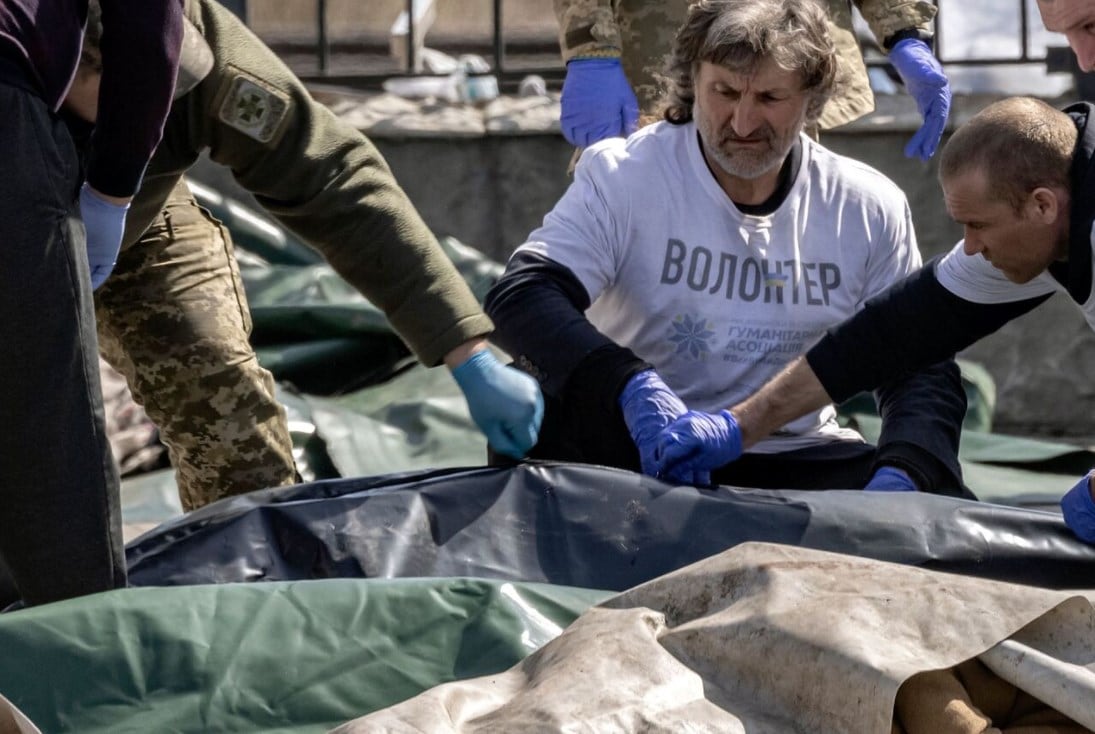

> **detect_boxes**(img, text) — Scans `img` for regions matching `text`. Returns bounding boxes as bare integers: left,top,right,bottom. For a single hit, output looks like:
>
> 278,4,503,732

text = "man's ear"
1028,186,1067,223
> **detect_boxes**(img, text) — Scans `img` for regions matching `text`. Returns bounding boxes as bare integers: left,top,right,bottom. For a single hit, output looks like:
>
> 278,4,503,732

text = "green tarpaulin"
0,579,609,733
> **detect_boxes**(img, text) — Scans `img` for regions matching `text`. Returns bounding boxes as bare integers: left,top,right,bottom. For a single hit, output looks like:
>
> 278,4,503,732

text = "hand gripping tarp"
333,542,1095,734
125,463,1095,592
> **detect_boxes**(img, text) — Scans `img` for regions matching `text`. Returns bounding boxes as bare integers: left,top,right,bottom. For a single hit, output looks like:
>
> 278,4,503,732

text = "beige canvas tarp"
336,542,1095,733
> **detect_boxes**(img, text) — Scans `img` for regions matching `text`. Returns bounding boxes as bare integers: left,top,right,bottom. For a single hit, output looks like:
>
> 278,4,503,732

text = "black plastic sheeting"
127,463,1095,591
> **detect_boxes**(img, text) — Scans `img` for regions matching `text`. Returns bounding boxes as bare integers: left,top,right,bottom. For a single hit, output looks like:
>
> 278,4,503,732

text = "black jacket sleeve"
807,258,1052,402
871,360,967,496
484,251,650,413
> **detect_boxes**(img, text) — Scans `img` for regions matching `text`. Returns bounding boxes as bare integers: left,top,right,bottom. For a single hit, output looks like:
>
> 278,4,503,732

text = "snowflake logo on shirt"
668,314,716,360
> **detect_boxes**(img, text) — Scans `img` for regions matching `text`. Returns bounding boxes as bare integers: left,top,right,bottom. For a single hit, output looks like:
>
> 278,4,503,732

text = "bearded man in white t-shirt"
485,0,968,495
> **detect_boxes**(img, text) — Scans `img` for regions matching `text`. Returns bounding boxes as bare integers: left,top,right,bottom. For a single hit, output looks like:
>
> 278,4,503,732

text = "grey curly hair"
662,0,837,125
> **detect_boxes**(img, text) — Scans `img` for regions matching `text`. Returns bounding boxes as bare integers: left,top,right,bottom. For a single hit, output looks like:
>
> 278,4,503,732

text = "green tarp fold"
0,579,608,733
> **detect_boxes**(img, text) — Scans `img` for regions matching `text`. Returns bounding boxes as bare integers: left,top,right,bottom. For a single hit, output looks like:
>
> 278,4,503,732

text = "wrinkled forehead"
698,57,805,91
1037,0,1095,32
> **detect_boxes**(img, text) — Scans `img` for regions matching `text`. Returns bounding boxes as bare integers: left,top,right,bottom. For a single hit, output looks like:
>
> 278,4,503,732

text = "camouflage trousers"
614,0,689,120
95,180,298,511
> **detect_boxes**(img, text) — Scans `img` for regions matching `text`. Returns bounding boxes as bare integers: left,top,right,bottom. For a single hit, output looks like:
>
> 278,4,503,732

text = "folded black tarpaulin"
126,463,1095,591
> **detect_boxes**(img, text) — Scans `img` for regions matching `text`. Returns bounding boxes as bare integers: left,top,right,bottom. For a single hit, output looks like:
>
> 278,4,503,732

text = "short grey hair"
663,0,837,125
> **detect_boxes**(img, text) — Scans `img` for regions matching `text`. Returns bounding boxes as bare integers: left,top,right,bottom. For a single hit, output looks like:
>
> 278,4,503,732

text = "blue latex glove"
618,369,693,480
1061,474,1095,544
863,465,918,492
452,350,544,459
79,182,129,289
888,38,951,160
654,409,742,485
560,58,640,147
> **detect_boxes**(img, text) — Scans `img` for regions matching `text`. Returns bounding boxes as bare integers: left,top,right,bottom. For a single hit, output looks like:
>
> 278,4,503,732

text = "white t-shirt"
515,121,921,453
935,226,1095,333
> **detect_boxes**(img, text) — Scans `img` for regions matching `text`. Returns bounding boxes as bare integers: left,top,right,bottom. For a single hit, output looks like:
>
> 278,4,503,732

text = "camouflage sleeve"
853,0,936,49
183,0,492,367
553,0,623,62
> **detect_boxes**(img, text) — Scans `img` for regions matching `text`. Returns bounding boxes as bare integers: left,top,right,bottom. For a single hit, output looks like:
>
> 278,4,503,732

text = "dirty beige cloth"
333,542,1095,734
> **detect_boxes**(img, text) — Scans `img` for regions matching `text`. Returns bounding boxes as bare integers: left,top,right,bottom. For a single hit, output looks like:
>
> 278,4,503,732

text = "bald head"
1037,0,1095,71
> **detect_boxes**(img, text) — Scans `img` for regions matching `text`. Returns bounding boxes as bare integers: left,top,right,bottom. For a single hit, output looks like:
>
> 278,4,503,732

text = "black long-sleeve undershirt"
488,251,975,493
807,258,1052,403
484,250,650,419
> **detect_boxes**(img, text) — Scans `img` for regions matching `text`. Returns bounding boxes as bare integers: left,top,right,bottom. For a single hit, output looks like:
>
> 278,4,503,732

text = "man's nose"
962,234,983,256
730,98,760,137
1070,33,1095,72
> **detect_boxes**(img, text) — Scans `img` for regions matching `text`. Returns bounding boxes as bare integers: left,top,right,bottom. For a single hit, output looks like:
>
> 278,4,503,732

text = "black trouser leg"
0,84,125,607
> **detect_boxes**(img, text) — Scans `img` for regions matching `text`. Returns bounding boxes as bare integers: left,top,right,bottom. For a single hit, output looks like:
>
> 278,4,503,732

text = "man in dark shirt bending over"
666,96,1095,545
0,0,182,606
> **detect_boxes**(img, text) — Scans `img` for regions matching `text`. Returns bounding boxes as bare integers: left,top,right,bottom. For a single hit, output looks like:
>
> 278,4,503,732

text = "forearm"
484,251,643,400
808,261,1047,403
553,0,622,61
872,359,966,493
185,0,488,365
86,188,133,207
90,0,184,196
729,358,832,449
245,124,491,365
443,337,489,369
854,0,935,49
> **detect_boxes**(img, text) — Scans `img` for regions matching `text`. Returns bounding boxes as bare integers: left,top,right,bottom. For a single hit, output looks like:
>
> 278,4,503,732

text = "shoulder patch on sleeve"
216,67,291,144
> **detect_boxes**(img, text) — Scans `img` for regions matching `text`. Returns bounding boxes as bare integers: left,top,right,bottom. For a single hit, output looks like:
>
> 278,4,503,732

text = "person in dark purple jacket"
0,0,182,607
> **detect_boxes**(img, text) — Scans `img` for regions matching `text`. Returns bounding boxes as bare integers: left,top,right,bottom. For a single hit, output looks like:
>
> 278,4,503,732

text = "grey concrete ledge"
831,91,1077,134
311,85,1076,141
312,86,563,139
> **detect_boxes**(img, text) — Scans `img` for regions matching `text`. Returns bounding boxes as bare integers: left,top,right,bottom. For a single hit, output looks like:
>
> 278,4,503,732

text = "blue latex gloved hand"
654,409,742,486
888,38,951,160
619,369,690,479
452,350,544,459
863,465,918,492
79,183,129,289
560,58,640,147
1061,473,1095,544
